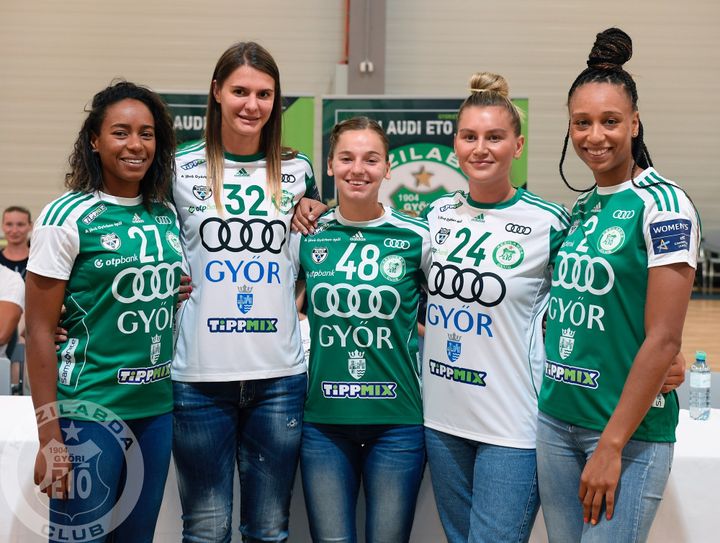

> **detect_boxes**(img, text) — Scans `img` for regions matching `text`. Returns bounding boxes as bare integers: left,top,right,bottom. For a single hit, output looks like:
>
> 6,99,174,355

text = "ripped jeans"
172,374,306,542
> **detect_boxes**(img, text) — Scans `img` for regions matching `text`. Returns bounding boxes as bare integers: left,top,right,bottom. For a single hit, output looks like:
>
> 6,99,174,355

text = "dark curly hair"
66,81,176,204
559,28,652,192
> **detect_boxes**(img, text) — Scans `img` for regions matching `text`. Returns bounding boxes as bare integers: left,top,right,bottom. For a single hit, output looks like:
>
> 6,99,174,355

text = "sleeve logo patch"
649,219,691,255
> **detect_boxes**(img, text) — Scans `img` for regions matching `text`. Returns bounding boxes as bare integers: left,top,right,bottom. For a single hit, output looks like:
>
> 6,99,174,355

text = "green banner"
160,93,315,161
322,97,528,215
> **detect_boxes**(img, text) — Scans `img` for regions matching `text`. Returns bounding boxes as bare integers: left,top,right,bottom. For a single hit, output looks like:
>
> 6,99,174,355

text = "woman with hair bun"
421,72,570,543
537,28,699,541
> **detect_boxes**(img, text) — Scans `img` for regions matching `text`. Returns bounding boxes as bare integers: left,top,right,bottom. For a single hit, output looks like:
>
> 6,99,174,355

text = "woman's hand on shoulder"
292,198,328,235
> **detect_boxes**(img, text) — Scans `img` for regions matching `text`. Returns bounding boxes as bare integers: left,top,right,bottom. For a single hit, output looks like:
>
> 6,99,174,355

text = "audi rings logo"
112,262,182,303
427,263,506,307
505,223,532,235
200,217,287,254
612,209,635,220
281,173,296,183
552,253,615,295
383,238,411,250
311,283,401,320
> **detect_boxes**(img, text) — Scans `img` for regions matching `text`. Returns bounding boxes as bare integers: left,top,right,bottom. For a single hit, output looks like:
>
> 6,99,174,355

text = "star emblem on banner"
412,165,434,187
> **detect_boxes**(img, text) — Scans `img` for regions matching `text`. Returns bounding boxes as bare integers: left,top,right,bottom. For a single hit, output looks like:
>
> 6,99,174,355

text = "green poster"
160,93,315,161
322,97,528,215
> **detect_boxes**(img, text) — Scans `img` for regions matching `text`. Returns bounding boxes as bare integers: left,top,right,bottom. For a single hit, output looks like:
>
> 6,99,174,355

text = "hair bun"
468,72,510,98
587,27,632,70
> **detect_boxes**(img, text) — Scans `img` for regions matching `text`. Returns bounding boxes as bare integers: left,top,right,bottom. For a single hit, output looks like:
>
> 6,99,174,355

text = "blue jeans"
536,412,673,542
300,423,425,543
172,374,306,543
48,413,172,543
424,427,539,543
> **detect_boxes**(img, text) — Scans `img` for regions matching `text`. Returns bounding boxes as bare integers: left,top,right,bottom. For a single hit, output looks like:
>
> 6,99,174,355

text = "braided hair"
559,28,652,192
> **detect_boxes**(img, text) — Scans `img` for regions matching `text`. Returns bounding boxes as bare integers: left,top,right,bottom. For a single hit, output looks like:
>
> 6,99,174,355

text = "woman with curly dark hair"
25,80,182,542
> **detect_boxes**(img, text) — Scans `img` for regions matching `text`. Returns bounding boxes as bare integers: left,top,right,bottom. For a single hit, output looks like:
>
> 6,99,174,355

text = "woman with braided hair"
537,27,700,541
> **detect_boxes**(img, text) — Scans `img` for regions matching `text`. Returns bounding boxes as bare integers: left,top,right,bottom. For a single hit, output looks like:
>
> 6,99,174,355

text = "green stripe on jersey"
638,180,663,211
43,192,79,226
296,152,312,168
648,171,680,212
176,139,205,157
45,193,93,226
520,192,570,226
389,208,429,231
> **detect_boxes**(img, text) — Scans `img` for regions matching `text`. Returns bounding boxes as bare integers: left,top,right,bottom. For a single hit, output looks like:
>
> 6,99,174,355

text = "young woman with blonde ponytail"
420,71,570,543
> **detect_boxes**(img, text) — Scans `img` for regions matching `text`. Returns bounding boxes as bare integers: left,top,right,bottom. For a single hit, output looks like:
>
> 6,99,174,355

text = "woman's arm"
579,262,695,524
25,271,71,499
0,301,22,345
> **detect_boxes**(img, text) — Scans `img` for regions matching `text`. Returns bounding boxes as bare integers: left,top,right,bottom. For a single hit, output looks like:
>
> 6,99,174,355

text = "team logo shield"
272,189,295,214
598,226,625,254
559,328,576,360
236,292,254,314
435,227,451,244
44,438,110,522
380,255,406,282
192,185,212,201
100,233,121,251
311,247,328,264
166,232,183,256
446,333,462,362
150,335,161,364
348,350,366,380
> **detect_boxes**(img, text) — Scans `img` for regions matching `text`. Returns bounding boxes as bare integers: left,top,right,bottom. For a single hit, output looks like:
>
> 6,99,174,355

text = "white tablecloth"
1,397,718,542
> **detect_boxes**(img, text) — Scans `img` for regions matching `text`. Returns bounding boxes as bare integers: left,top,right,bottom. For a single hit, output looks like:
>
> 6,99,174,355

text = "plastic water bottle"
689,351,711,420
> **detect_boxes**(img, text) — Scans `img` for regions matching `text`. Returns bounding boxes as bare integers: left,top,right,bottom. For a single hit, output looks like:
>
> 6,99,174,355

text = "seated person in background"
0,265,24,393
1,206,32,278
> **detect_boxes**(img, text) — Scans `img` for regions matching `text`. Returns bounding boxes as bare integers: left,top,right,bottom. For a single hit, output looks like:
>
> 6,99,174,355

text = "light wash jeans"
172,374,306,543
425,427,539,543
300,422,425,543
536,411,673,543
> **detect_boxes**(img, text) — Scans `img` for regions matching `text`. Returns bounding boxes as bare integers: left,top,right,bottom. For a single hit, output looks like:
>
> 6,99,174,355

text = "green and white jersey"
172,140,317,381
28,192,182,419
539,168,700,442
423,189,569,448
295,206,431,425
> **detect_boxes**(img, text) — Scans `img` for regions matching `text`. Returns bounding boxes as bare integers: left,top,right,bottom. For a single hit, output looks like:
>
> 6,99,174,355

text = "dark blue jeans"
48,413,172,543
172,374,306,543
300,422,425,543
